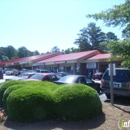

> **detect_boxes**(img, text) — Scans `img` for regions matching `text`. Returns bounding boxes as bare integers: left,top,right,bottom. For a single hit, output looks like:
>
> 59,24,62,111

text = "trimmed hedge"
2,81,59,109
6,84,58,122
6,81,102,122
52,84,102,120
2,84,27,109
0,80,26,106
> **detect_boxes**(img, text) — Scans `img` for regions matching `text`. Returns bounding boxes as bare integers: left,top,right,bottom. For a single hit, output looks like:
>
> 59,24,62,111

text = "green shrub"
52,84,102,120
6,82,102,122
6,82,59,122
0,80,26,106
1,80,58,108
3,84,27,109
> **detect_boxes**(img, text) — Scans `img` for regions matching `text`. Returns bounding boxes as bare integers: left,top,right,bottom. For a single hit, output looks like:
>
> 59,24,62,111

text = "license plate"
113,84,119,88
109,82,121,88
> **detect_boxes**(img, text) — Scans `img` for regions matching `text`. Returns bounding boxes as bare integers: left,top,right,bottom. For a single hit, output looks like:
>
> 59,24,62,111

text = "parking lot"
0,75,129,106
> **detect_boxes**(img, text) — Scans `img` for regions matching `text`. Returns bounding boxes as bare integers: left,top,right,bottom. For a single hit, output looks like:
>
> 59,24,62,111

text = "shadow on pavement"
3,112,105,130
104,96,130,106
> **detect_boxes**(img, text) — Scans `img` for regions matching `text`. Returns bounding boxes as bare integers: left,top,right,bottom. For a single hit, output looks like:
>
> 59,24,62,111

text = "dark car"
23,73,60,82
54,75,101,93
101,68,130,98
36,69,51,73
92,72,103,80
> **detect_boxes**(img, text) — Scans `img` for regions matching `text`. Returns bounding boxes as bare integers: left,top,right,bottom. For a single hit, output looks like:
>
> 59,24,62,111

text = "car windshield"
95,72,102,75
30,74,44,80
17,73,28,77
58,76,76,83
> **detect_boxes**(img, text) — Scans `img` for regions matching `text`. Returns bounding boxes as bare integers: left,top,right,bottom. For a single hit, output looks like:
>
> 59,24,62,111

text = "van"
101,68,130,98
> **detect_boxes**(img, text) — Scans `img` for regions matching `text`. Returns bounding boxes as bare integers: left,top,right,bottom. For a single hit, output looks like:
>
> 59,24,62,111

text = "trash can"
0,71,3,79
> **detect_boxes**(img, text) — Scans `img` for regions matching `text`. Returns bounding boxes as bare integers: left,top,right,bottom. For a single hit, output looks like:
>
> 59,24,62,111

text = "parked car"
23,73,60,82
57,72,68,77
5,69,20,76
36,69,51,73
101,68,130,98
5,72,36,81
92,72,103,80
54,75,101,93
20,68,29,73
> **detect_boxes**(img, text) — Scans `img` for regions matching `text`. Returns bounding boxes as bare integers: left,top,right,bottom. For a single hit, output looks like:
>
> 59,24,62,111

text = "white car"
5,72,36,81
5,69,20,76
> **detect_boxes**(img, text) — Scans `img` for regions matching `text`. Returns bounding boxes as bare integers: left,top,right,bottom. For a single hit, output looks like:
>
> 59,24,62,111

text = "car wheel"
96,85,100,94
106,94,110,99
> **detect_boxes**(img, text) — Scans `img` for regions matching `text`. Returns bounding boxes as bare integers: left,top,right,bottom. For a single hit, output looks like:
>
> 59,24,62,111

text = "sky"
0,0,125,53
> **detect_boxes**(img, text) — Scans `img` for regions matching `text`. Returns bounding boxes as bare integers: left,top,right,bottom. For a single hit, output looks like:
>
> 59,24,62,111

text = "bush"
6,82,59,122
52,84,102,120
0,80,26,106
1,80,58,108
3,84,27,109
6,82,102,122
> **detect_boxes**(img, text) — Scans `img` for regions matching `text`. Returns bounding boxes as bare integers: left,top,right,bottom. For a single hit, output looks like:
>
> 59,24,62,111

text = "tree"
74,22,107,51
0,46,16,60
74,37,92,51
0,47,6,60
106,40,130,68
87,0,130,39
63,47,79,54
3,56,9,61
122,24,130,39
6,45,18,59
33,50,40,55
98,42,111,53
51,46,60,52
17,46,32,58
86,0,130,67
106,32,118,42
70,47,79,53
64,48,71,54
61,49,65,54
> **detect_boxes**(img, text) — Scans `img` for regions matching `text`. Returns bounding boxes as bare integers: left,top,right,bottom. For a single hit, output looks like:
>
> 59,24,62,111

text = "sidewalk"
0,74,14,83
0,79,5,83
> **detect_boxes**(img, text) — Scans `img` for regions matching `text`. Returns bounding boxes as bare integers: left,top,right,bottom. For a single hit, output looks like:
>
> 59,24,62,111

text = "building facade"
0,50,121,77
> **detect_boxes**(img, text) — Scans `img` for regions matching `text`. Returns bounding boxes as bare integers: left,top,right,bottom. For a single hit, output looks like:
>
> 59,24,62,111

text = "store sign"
54,61,66,64
33,63,45,66
19,61,28,64
86,63,96,69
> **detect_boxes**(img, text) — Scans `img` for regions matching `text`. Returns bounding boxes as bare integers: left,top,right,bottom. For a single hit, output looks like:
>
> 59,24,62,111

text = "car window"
48,75,57,81
77,77,86,84
85,78,93,83
18,73,28,77
28,74,35,78
103,69,130,82
30,74,44,80
58,76,76,83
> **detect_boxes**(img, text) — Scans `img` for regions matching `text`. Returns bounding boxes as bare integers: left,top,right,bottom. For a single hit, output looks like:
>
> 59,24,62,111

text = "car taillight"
101,79,104,86
127,82,130,89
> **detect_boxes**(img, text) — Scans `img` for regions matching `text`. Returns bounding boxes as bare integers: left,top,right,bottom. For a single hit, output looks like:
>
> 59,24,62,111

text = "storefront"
0,50,122,76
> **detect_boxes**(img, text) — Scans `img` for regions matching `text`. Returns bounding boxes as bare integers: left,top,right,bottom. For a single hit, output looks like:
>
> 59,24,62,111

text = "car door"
85,77,100,93
84,78,94,87
76,77,86,84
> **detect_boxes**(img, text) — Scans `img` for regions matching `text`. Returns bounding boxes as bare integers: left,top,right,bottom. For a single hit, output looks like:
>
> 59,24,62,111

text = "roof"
3,52,61,65
0,61,5,66
38,50,101,64
87,53,111,60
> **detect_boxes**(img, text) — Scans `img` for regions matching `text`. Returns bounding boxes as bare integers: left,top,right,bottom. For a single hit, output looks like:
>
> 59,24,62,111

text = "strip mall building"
0,50,121,77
